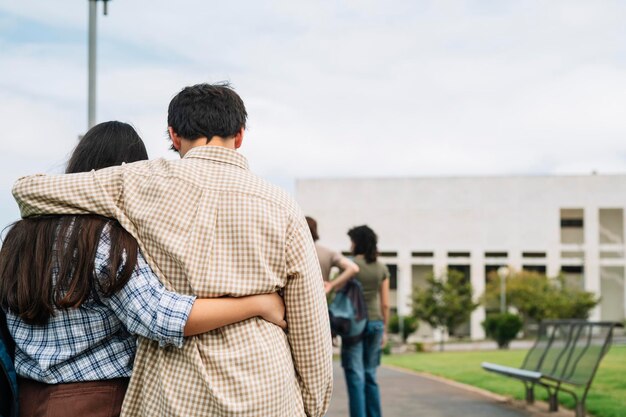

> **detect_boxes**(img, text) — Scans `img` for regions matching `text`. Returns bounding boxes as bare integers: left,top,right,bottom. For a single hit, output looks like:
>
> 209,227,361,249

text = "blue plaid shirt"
4,225,196,383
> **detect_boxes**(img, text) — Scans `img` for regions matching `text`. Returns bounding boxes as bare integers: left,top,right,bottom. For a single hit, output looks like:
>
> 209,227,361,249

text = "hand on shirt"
256,293,287,329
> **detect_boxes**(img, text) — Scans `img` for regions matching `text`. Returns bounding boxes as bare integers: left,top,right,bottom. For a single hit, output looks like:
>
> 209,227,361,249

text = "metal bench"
481,320,623,417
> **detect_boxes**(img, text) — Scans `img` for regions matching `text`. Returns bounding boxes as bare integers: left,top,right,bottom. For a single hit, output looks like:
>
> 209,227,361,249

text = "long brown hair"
0,121,148,325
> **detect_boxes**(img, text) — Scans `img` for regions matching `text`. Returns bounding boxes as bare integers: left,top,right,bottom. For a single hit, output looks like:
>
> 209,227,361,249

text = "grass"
383,345,626,417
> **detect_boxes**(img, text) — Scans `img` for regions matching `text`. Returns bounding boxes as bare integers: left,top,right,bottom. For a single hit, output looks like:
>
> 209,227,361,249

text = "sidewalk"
327,361,532,417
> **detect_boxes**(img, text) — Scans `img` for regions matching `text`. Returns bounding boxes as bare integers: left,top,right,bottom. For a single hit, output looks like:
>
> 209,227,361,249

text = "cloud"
1,0,626,229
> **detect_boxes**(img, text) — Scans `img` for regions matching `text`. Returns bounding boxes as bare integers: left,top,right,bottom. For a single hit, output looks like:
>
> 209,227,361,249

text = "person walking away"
306,216,359,294
342,225,390,417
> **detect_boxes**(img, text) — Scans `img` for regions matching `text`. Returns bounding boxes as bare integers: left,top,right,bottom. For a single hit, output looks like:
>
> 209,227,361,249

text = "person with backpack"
305,216,359,293
342,225,390,417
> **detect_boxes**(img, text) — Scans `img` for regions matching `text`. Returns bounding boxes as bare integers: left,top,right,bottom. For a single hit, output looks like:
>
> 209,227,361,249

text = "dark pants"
341,320,384,417
18,377,128,417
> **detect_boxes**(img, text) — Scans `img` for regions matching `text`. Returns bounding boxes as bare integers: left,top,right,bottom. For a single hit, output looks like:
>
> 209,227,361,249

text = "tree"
482,271,600,334
412,269,479,350
548,276,599,319
483,271,552,324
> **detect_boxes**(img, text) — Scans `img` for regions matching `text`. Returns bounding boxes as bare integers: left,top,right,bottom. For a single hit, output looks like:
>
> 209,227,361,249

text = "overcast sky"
1,0,626,227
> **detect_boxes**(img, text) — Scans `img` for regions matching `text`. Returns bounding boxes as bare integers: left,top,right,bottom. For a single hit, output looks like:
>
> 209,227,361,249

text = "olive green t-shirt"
353,257,389,322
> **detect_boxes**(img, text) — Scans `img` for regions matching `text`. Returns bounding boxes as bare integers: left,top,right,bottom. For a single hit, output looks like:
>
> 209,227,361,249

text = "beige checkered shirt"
12,146,333,417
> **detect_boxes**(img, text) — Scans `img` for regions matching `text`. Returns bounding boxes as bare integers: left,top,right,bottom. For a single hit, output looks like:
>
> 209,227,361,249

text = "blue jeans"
341,320,384,417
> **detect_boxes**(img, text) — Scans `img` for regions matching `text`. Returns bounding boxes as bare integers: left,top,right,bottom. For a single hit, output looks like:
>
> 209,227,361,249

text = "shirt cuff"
156,293,196,348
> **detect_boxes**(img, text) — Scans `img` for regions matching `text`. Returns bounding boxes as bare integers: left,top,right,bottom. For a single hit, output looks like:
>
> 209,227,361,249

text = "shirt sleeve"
284,215,333,417
12,165,128,221
95,229,195,348
382,263,390,281
330,251,344,269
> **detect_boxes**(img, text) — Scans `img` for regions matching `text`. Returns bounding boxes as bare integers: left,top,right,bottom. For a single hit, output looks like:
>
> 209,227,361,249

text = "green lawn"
383,345,626,417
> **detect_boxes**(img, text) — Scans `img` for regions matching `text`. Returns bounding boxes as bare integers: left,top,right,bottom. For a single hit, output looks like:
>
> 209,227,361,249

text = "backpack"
328,279,368,345
0,309,17,417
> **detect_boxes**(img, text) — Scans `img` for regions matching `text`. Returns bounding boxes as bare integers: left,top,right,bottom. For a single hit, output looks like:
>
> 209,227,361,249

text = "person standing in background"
342,225,390,417
306,216,359,294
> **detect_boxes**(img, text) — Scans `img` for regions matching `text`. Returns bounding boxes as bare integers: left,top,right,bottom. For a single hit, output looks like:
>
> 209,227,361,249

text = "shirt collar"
183,145,249,170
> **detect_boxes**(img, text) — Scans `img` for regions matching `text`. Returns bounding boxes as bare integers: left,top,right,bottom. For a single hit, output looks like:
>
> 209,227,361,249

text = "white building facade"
296,175,626,340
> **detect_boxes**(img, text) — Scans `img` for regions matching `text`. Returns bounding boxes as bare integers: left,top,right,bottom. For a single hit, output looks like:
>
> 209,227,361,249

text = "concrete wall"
297,175,626,339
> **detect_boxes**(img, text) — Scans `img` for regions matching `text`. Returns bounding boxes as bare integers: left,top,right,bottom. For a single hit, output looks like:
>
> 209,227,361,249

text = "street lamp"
87,0,111,129
497,266,510,314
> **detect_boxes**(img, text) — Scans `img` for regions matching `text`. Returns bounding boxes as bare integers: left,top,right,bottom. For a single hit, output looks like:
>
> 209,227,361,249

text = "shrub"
483,313,523,349
388,315,419,342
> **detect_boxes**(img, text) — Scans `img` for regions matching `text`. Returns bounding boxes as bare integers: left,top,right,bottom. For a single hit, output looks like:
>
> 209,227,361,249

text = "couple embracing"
1,83,333,416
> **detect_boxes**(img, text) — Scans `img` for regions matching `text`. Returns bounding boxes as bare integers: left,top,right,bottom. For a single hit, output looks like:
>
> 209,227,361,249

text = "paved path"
327,361,532,417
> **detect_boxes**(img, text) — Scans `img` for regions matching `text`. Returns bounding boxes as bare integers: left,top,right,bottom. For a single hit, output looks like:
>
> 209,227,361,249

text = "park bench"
481,320,623,417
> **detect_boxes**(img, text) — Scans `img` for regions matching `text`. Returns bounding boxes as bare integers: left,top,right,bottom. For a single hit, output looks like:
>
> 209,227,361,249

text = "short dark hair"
348,225,378,263
67,121,148,174
306,216,319,241
167,82,247,150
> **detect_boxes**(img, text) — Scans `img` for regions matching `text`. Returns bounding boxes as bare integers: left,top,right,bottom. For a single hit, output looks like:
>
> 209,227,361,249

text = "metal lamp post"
87,0,110,129
497,266,510,314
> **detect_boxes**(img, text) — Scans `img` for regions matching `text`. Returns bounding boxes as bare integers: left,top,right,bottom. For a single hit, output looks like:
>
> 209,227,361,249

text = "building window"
485,265,505,282
561,251,584,259
560,208,584,244
448,264,470,282
485,252,508,258
561,266,584,290
600,267,625,322
560,219,584,228
387,264,398,290
412,265,434,290
601,250,624,259
444,268,471,337
412,251,434,258
523,265,546,274
599,208,624,244
342,251,399,259
448,252,470,258
523,252,546,258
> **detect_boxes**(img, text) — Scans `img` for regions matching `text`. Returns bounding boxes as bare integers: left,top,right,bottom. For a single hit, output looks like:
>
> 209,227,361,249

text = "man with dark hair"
166,83,248,152
12,83,333,417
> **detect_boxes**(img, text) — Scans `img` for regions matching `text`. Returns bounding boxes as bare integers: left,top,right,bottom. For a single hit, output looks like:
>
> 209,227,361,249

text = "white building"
296,175,626,340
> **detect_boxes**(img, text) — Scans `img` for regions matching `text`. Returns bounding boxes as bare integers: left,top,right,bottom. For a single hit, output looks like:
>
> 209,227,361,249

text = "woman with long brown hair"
342,225,390,417
0,121,285,417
